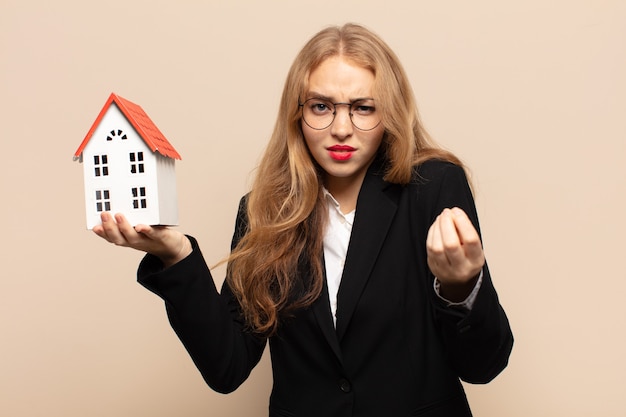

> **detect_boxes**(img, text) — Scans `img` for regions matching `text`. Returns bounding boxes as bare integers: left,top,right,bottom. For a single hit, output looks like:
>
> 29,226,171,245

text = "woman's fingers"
93,212,150,249
426,208,484,284
450,207,484,266
439,208,464,265
93,212,126,246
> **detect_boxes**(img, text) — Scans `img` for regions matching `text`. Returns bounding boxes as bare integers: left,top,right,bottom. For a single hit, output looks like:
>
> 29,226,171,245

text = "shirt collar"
322,187,355,225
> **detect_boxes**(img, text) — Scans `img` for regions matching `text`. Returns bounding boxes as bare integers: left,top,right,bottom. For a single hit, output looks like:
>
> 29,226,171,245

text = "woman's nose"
330,105,353,138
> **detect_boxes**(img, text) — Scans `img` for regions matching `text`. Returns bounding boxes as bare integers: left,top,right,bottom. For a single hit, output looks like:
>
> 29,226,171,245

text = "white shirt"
321,189,481,327
322,190,355,327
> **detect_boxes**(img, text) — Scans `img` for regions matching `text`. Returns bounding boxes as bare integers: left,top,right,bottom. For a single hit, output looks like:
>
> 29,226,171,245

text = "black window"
95,189,111,212
131,187,147,209
130,152,144,174
94,154,109,177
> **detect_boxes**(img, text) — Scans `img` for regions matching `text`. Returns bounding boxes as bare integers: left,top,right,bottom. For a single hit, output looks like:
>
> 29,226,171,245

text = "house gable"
74,92,181,161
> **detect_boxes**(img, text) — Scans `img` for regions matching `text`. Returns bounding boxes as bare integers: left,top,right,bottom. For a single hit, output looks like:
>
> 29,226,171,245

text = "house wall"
1,1,625,417
155,155,178,226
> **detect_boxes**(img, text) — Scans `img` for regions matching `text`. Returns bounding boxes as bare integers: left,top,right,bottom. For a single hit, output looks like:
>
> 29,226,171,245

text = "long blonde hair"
227,23,462,336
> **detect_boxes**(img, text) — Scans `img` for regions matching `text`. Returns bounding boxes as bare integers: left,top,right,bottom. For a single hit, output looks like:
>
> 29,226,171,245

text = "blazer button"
338,378,351,393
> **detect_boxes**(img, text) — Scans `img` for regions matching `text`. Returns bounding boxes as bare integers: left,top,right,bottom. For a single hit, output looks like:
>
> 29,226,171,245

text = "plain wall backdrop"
1,1,624,416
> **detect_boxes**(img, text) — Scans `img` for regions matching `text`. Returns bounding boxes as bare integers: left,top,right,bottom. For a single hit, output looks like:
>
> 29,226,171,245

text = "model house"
74,93,181,229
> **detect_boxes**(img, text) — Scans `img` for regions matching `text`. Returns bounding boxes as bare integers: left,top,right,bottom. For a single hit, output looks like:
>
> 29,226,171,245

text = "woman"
95,23,513,417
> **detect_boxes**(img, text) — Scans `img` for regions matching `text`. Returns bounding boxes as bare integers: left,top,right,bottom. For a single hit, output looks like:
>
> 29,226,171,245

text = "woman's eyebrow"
305,91,374,102
305,92,334,101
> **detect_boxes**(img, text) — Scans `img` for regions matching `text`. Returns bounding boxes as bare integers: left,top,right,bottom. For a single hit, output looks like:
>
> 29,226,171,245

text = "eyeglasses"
299,97,382,131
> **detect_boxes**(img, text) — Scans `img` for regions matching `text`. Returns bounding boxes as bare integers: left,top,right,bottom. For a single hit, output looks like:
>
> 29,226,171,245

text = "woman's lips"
327,145,355,161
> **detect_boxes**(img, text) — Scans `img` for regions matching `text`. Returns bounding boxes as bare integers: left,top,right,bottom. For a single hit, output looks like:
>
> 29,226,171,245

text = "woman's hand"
93,212,192,268
426,207,485,302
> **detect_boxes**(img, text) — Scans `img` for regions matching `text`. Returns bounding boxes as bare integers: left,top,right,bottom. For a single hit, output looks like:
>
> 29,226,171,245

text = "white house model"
74,93,181,229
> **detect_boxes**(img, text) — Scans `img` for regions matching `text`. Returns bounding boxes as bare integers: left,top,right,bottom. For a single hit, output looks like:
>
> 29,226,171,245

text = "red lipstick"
327,145,355,161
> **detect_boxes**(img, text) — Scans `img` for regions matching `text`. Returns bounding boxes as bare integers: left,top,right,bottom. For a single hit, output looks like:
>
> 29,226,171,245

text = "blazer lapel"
335,160,399,341
312,263,344,364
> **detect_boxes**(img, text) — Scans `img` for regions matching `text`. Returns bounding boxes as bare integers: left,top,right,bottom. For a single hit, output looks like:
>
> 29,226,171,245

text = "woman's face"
301,56,384,192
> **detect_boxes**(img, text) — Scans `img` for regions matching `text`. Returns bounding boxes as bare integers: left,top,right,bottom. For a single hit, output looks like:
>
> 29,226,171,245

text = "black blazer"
138,159,513,417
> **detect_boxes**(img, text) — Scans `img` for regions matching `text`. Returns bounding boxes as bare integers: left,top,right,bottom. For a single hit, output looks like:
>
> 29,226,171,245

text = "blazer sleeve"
136,197,266,394
418,161,514,384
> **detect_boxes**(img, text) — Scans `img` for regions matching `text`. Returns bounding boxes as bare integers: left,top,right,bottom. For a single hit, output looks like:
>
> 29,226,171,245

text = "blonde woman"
95,23,512,417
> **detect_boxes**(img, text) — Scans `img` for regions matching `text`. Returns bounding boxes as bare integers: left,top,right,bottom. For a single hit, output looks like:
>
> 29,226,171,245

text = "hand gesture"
92,212,192,268
426,207,484,300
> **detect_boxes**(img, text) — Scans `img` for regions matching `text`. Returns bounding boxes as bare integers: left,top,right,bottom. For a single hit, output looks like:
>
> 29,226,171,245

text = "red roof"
74,93,181,160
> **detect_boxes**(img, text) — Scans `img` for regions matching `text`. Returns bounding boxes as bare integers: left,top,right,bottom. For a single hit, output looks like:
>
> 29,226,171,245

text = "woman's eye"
352,101,376,115
354,105,375,114
310,102,331,113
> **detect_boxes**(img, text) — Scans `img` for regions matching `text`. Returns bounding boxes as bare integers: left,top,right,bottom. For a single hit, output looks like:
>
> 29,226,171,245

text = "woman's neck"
324,173,365,214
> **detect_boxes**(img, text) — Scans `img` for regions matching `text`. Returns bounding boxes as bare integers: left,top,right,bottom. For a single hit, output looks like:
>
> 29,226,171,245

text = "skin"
94,56,484,302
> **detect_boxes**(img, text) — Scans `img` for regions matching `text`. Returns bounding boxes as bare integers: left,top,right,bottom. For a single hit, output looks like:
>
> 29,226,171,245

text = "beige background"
1,0,625,416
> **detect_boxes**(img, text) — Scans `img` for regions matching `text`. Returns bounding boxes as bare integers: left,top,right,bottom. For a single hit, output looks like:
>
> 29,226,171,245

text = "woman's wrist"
159,235,193,268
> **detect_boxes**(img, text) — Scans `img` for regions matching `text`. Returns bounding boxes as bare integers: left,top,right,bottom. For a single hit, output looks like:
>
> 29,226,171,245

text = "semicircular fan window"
106,129,128,141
